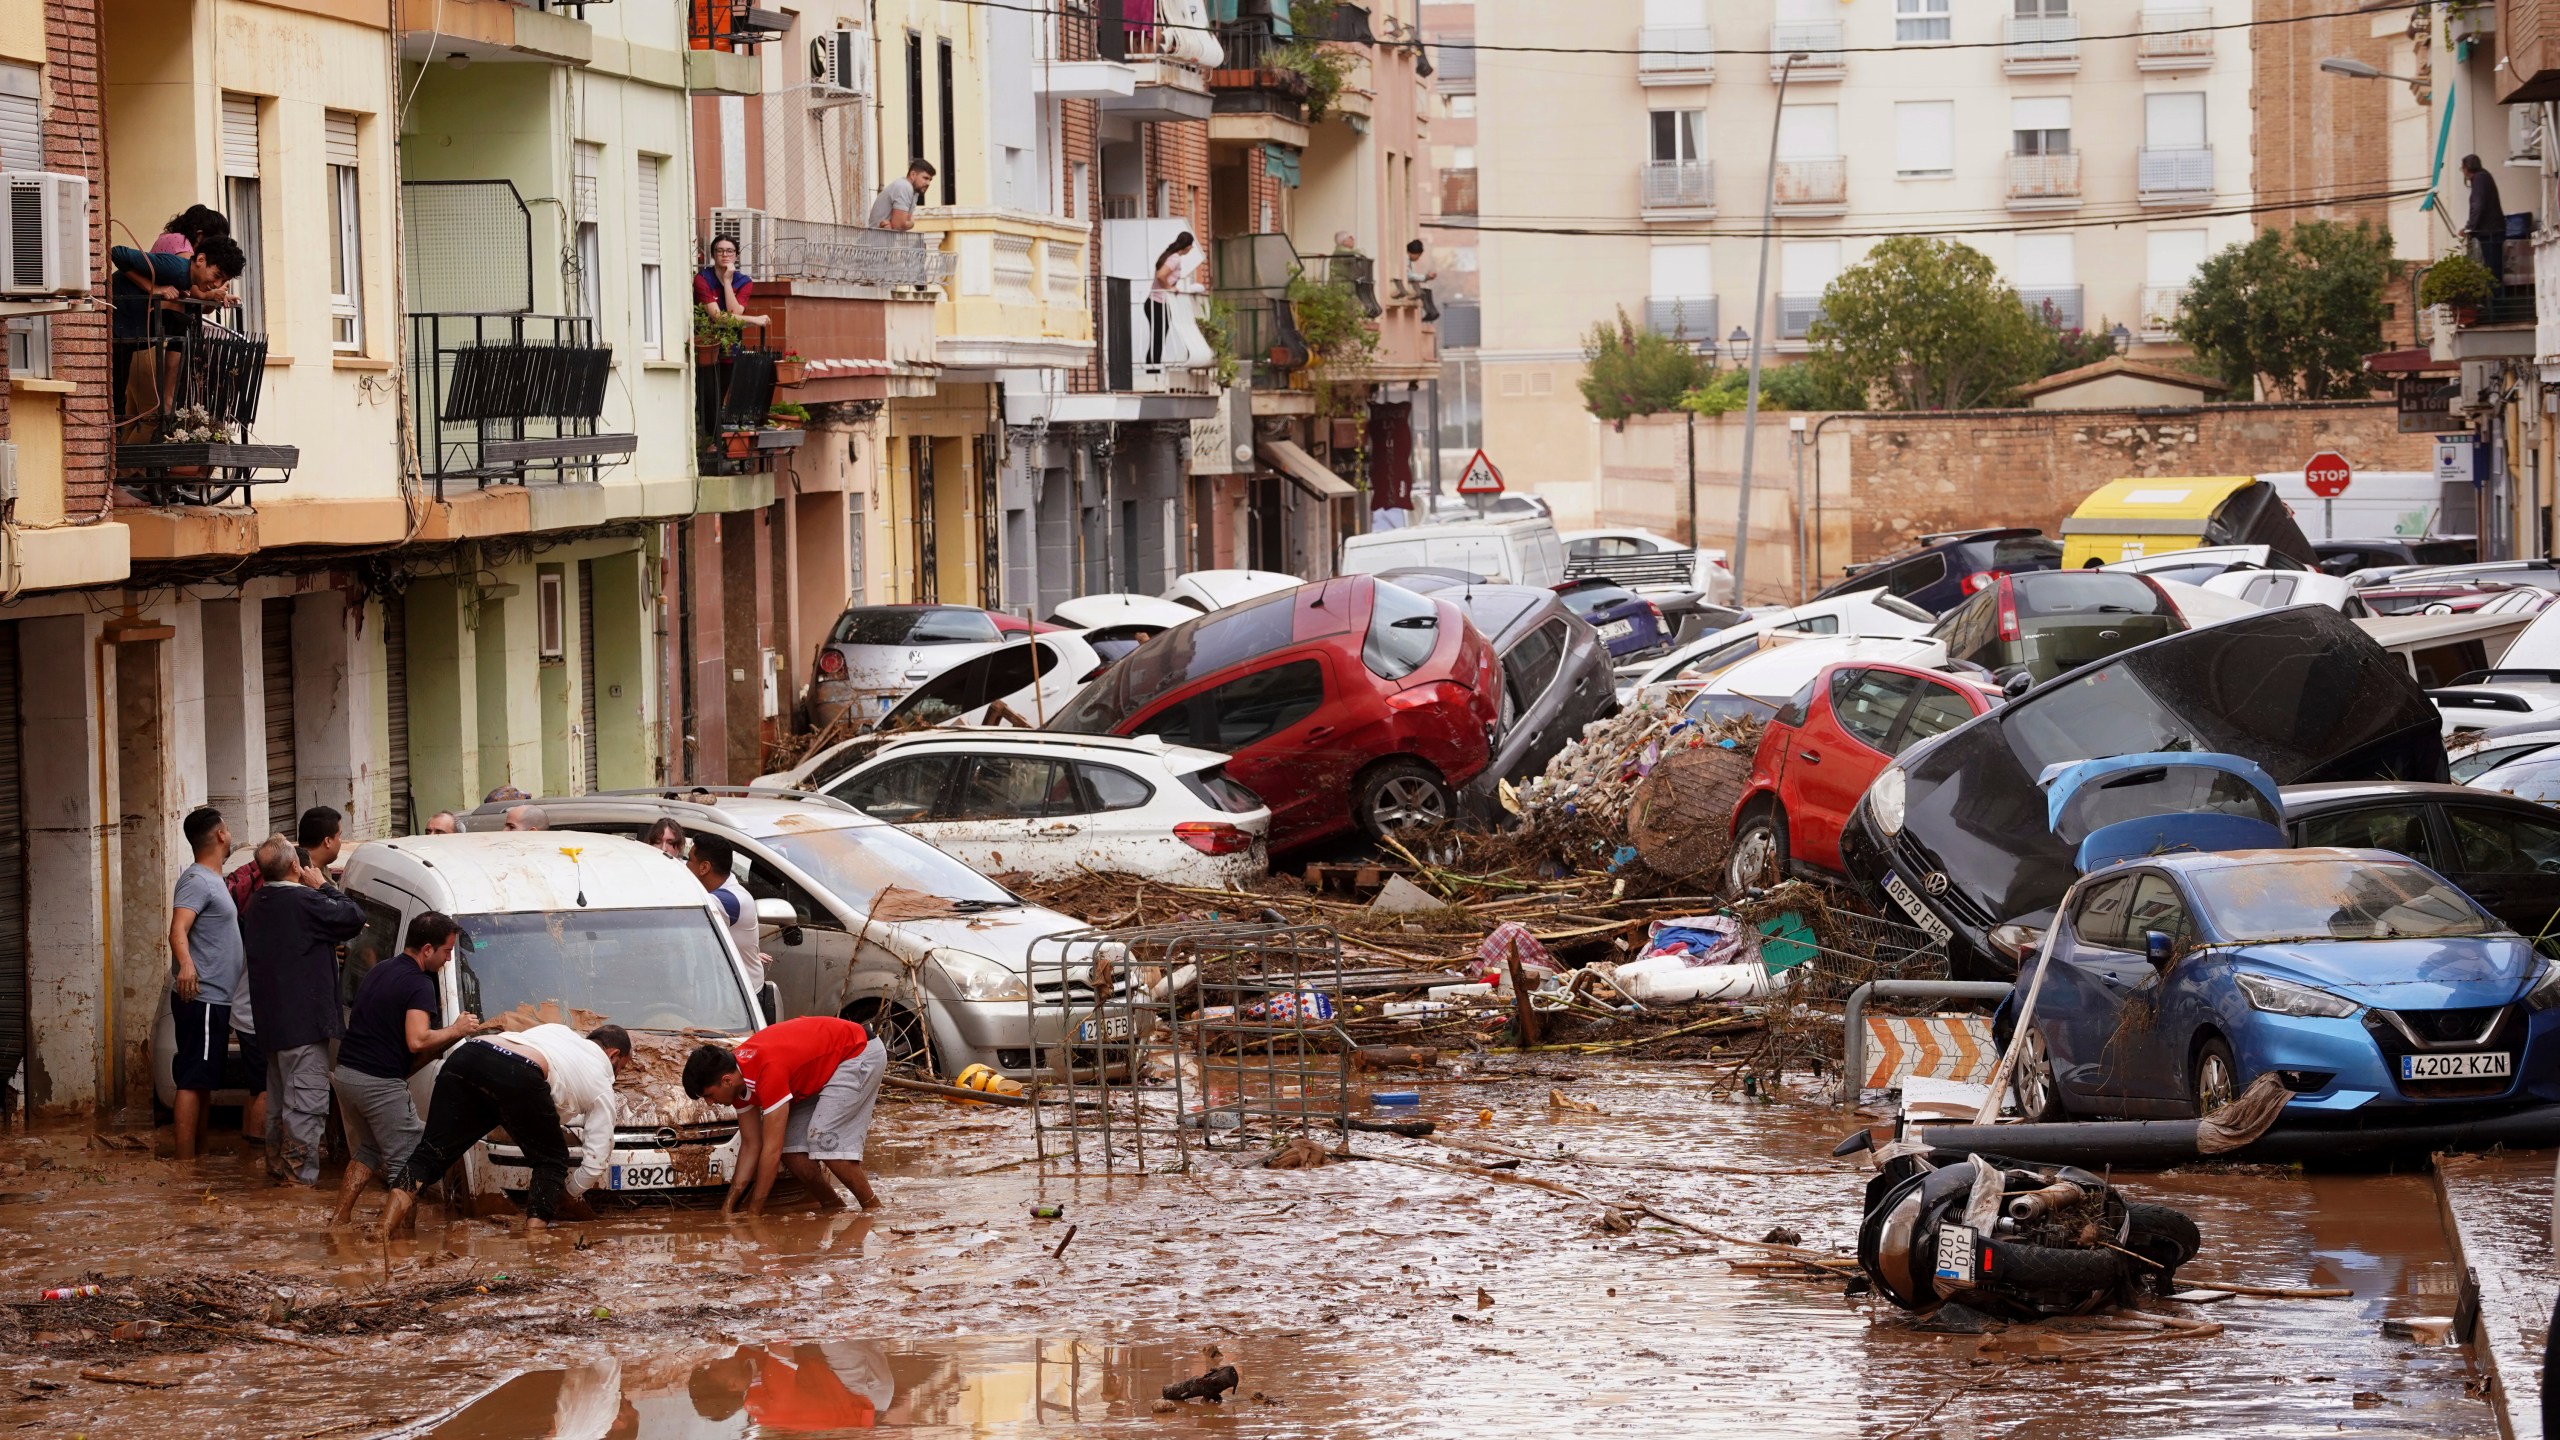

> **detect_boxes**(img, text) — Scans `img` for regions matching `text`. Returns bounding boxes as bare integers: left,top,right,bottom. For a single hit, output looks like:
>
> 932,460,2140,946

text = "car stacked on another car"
1926,569,2187,692
1812,527,2064,616
1386,575,1617,817
1552,576,1671,660
807,605,1035,728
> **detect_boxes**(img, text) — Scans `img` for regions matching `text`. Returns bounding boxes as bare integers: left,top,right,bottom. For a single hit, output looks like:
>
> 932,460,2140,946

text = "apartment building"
1470,0,2256,491
1422,0,1479,473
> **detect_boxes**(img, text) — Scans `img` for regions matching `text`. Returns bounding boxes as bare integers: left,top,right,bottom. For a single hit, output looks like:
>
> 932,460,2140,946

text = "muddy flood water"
0,1062,2497,1438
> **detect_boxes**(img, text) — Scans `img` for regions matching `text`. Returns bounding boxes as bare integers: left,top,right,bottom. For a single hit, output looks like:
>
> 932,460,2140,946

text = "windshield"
454,907,757,1034
1363,582,1442,679
762,825,1018,912
2018,573,2171,617
2056,765,2276,843
2190,859,2497,942
2474,756,2560,803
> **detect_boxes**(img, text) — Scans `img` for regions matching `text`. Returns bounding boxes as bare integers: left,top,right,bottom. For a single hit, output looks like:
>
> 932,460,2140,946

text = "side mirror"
2144,930,2175,967
754,896,800,927
1997,667,2035,699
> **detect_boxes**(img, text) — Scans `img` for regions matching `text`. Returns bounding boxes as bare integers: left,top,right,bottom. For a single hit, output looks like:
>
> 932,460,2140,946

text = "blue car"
2004,754,2560,1121
1553,577,1669,660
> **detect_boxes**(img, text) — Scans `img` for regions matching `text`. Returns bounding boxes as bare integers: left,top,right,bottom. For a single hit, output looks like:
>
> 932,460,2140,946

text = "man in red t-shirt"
684,1015,884,1217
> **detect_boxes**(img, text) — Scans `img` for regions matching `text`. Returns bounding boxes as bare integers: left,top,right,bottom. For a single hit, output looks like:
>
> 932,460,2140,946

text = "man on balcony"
2462,154,2507,281
110,234,245,420
867,159,937,231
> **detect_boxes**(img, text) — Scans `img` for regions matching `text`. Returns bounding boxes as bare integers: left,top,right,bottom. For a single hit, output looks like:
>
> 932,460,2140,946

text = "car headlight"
2525,960,2560,1011
2235,972,2359,1019
930,950,1031,1004
1868,766,1907,838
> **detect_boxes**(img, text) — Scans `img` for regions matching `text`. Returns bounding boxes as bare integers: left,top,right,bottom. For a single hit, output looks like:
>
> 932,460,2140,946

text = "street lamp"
2318,55,2426,84
1728,51,1812,605
1725,326,1750,366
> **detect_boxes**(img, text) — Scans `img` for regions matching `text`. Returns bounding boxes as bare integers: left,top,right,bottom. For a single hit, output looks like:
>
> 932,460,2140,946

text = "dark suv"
1929,570,2185,690
1813,528,2063,615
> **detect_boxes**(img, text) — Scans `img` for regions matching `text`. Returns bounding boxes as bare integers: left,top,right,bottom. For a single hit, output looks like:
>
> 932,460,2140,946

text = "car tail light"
816,649,847,677
1961,570,2003,595
1387,680,1467,712
1174,821,1254,856
2139,573,2184,622
1995,575,2020,643
1644,601,1666,631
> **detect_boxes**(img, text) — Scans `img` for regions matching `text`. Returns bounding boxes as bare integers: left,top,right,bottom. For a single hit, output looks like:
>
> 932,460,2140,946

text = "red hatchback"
1051,576,1501,853
1726,662,2000,893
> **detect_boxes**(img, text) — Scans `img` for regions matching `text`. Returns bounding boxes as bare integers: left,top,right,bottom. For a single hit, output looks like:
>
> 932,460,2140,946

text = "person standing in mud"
682,1015,885,1218
239,834,366,1186
328,912,482,1227
167,807,241,1161
380,1023,634,1235
686,834,767,1000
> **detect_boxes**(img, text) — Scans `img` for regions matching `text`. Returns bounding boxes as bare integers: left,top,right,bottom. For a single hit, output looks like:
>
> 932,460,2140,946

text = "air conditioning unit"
812,27,871,102
707,207,770,273
0,172,86,299
2513,103,2547,165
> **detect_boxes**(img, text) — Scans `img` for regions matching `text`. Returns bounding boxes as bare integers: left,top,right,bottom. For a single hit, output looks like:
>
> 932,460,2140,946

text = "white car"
2197,568,2366,615
872,631,1105,730
1045,593,1201,662
1617,591,1937,701
1563,526,1735,605
803,730,1270,885
2100,544,2308,585
807,605,1019,729
2432,680,2560,738
2452,724,2560,782
1164,569,1303,613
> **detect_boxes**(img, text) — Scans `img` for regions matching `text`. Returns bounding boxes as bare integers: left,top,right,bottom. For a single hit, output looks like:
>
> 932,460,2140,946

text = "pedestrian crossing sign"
1456,449,1504,495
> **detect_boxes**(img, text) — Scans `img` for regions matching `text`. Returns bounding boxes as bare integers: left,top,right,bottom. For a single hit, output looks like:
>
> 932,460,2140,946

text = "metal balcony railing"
1642,159,1714,212
2139,285,2188,338
408,312,632,495
2137,145,2214,202
1096,0,1219,66
114,303,297,505
2019,285,2085,331
1304,250,1383,318
697,344,802,474
1636,26,1714,83
1774,156,1847,208
1646,295,1719,345
2002,14,2079,69
2006,151,2082,205
1219,293,1311,389
1769,20,1844,77
762,221,949,288
2136,7,2214,68
1777,293,1826,341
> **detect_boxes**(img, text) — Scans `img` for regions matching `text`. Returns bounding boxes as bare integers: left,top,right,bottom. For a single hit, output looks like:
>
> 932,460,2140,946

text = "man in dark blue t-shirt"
110,235,245,341
329,911,480,1226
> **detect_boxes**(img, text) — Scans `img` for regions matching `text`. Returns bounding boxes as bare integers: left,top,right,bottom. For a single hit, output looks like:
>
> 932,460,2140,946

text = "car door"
1135,655,1333,842
1785,668,1916,869
1892,673,1988,758
2038,873,2153,1113
725,850,842,1021
2113,871,2200,1111
927,753,1091,877
2438,801,2560,953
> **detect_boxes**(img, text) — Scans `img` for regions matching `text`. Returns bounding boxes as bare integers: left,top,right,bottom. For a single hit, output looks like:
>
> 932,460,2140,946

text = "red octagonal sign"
2304,450,2352,499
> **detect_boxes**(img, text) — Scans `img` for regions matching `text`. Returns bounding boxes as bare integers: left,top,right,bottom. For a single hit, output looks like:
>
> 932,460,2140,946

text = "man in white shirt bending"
379,1021,632,1235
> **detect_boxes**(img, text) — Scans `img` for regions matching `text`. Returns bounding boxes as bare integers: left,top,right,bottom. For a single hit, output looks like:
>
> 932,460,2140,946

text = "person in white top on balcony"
1148,232,1205,366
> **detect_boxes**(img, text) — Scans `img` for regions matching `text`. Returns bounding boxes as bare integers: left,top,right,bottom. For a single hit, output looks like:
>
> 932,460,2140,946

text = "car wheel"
843,998,929,1066
2191,1036,2241,1118
1356,760,1453,838
2011,1026,2065,1123
1727,806,1789,895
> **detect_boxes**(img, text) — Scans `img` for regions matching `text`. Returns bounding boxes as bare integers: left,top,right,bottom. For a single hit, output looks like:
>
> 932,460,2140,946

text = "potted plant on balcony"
1197,298,1243,390
1287,263,1380,415
694,305,746,366
720,428,757,459
772,352,807,387
766,401,809,431
2419,252,2495,327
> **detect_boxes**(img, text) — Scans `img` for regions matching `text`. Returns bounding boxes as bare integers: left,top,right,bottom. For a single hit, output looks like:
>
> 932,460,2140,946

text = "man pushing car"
684,1015,885,1217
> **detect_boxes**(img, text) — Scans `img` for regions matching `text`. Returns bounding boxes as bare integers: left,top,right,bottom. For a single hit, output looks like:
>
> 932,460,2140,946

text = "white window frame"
636,153,664,359
537,572,566,660
1896,0,1951,44
1895,101,1955,179
1650,110,1707,164
329,163,362,352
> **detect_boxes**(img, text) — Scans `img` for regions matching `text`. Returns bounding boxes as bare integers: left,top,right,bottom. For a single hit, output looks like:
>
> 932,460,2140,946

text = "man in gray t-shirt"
867,159,936,230
169,806,243,1160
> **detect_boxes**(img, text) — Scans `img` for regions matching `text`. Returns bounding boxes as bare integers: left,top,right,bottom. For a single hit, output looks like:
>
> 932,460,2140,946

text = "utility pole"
1731,51,1806,605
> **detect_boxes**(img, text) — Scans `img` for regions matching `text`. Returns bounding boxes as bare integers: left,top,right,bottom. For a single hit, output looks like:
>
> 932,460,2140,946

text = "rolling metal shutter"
578,560,598,791
262,598,296,837
220,94,259,177
384,592,409,834
0,625,27,1091
0,66,43,173
323,111,358,168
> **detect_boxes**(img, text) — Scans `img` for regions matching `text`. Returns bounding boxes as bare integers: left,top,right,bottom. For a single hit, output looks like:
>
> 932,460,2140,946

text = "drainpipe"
90,624,111,1116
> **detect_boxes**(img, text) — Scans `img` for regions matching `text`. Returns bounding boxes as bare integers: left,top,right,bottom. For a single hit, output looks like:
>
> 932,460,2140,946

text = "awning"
1260,439,1356,500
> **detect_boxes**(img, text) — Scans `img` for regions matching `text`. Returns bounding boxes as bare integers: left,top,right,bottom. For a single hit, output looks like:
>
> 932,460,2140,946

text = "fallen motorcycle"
1854,1146,2200,1320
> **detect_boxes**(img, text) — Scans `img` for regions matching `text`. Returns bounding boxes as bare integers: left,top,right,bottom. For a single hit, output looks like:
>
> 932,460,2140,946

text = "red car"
1726,661,2001,892
1051,575,1501,853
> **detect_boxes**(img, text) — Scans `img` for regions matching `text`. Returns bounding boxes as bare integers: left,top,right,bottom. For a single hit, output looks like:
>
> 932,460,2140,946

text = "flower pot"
694,340,726,367
772,359,806,387
721,432,755,459
765,417,805,431
2456,305,2481,327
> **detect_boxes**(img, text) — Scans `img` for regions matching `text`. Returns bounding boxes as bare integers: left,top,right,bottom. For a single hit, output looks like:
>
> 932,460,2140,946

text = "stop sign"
2304,451,2352,499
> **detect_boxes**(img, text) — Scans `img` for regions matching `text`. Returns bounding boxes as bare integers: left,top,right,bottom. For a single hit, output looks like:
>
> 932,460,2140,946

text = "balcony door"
1649,110,1706,165
2013,95,2070,156
1777,103,1839,159
2144,92,2206,150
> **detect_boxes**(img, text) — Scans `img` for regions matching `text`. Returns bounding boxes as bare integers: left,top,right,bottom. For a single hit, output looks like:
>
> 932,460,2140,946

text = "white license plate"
1883,873,1955,945
1934,1223,1978,1283
1598,620,1634,640
2400,1051,2511,1081
608,1162,703,1190
1076,1014,1133,1043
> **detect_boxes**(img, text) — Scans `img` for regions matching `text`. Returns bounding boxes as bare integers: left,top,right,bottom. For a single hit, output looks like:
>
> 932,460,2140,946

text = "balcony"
1641,159,1715,217
2006,151,2082,210
684,0,783,92
113,307,298,506
2019,285,2085,332
1773,156,1848,215
1768,20,1845,81
2002,14,2080,73
394,0,591,66
1646,295,1719,346
1209,20,1314,119
1637,26,1714,84
760,221,947,290
407,312,633,497
2139,285,2187,340
2136,146,2215,205
914,209,1095,370
1093,0,1217,123
1210,233,1308,393
1777,293,1826,343
696,344,802,476
2135,7,2214,70
738,273,942,406
1103,219,1218,403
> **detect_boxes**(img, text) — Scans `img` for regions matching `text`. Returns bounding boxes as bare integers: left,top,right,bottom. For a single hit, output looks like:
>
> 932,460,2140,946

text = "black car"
1813,528,2064,616
1838,606,2449,979
2283,781,2560,954
2314,537,2476,577
1380,574,1618,816
1928,569,2185,691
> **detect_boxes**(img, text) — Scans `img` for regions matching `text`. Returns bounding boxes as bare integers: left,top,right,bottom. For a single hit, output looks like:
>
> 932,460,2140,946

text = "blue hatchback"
1552,577,1669,660
2007,846,2560,1121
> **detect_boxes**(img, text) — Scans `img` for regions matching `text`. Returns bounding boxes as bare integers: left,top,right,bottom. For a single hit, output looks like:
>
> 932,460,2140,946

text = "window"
834,754,961,823
326,111,363,351
904,31,925,176
1884,552,1948,597
338,894,408,1009
1452,144,1478,169
1781,239,1841,294
1899,682,1977,750
2145,92,2207,149
572,141,602,322
953,756,1083,820
1078,764,1154,811
221,93,264,337
937,37,957,205
1648,110,1705,165
1364,584,1442,679
2016,0,2070,14
1504,619,1569,716
2448,805,2560,874
2296,805,2437,864
1831,669,1918,751
2125,873,2192,949
536,570,566,660
2012,96,2070,156
1776,104,1839,159
2014,234,2075,287
1449,94,1476,119
1649,244,1711,298
1204,660,1326,749
637,154,664,359
905,607,1005,643
2146,228,2209,286
2071,875,2136,949
0,66,44,371
1894,101,1954,178
1895,0,1951,43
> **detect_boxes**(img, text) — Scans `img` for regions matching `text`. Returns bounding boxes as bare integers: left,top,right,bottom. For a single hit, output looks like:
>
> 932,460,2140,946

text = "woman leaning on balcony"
694,235,769,333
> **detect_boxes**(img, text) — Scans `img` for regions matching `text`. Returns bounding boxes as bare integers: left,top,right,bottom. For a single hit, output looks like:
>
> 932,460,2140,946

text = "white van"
2257,470,2463,542
1339,515,1567,587
337,833,762,1204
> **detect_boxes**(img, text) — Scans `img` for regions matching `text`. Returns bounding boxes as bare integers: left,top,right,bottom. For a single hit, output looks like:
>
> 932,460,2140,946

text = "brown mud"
0,1063,2496,1438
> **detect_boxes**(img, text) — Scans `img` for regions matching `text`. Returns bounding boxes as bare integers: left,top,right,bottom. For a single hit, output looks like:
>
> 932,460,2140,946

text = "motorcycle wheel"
2122,1202,2203,1293
1977,1234,2125,1300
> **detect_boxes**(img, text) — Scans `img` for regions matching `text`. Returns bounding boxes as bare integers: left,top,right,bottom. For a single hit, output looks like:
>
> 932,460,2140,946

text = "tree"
2173,221,2393,400
1579,309,1713,422
1806,237,2056,410
1680,362,1863,415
